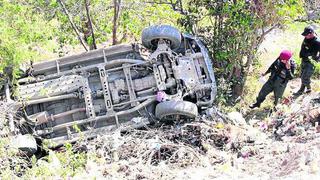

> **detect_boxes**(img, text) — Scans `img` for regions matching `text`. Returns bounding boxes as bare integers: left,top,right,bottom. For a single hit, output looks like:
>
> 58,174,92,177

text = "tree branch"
57,0,88,51
85,0,97,49
144,0,185,14
112,0,122,45
257,23,280,46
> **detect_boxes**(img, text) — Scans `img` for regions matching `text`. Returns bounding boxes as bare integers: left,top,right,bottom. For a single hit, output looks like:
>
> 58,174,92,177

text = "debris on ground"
271,93,320,140
1,92,320,179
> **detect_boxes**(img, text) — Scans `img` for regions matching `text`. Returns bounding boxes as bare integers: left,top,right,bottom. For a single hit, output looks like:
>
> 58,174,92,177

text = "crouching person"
249,50,296,109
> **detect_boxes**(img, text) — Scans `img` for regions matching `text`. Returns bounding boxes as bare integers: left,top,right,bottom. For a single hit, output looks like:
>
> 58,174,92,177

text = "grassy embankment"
238,22,320,119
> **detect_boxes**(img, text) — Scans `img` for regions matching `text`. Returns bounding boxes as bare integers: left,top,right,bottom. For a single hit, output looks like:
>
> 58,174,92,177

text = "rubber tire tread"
141,25,181,50
155,100,198,120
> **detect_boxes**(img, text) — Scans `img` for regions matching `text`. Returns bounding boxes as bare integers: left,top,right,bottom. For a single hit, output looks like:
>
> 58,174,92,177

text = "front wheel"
141,25,181,50
12,134,37,156
155,100,198,121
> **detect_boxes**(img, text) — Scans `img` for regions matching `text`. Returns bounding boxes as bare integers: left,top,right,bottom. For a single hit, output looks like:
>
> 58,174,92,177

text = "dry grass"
1,22,320,179
241,22,320,113
1,91,320,179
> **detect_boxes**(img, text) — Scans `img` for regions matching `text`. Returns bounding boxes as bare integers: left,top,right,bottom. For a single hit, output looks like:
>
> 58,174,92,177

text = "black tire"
141,25,181,50
12,134,37,156
155,100,198,120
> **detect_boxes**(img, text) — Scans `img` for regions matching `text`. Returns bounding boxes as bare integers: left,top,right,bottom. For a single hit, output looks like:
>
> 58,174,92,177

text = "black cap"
301,26,314,36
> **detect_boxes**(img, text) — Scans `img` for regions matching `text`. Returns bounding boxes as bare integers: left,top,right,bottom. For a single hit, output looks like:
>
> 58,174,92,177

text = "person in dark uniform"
250,50,296,109
294,26,320,95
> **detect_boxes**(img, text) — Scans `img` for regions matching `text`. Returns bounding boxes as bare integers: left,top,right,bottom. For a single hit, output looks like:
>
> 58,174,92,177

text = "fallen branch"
57,0,88,51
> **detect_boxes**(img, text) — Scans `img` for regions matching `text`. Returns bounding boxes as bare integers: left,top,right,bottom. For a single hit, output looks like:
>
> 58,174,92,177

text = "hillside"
1,92,319,179
0,0,320,178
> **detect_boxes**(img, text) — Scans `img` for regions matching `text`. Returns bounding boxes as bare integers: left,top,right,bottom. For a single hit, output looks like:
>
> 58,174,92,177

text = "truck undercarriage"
1,25,217,154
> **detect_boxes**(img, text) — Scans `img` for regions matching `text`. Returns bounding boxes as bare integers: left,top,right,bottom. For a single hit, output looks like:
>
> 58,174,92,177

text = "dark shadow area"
244,108,272,122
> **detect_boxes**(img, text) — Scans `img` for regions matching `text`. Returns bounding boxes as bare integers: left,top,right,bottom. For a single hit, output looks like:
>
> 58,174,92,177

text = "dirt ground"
63,91,319,179
1,26,320,179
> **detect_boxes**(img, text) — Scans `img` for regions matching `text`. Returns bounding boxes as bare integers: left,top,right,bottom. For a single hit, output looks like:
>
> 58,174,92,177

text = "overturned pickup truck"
3,25,217,154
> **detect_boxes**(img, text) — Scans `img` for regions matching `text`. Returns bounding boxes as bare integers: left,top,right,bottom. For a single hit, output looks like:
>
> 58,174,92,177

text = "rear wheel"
155,100,198,121
141,25,181,50
12,134,37,156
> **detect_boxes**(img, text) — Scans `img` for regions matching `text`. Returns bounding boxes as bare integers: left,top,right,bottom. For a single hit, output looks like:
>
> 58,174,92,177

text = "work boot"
306,84,312,93
269,106,278,115
249,102,260,109
293,85,305,96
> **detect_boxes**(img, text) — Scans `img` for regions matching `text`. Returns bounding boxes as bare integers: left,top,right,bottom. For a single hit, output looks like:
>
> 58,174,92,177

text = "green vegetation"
179,0,305,103
24,144,88,178
0,0,60,78
235,22,320,113
0,0,181,77
0,0,311,96
0,0,319,178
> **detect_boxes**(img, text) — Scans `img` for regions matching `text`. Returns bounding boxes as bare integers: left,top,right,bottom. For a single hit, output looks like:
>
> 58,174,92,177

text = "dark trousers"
256,77,287,105
300,60,315,86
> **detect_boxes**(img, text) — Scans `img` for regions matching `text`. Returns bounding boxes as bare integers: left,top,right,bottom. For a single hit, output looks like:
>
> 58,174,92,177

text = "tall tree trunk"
112,0,122,45
57,0,88,51
84,0,97,50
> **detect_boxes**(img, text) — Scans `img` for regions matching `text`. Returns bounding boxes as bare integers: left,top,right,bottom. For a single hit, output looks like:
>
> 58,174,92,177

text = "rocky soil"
1,91,319,179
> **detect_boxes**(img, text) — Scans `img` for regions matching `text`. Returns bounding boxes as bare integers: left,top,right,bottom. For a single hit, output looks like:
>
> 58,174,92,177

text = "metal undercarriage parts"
2,25,217,153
